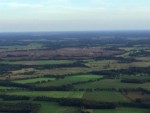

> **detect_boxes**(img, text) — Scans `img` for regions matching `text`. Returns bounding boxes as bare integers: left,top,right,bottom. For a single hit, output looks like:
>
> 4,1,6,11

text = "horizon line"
1,29,150,33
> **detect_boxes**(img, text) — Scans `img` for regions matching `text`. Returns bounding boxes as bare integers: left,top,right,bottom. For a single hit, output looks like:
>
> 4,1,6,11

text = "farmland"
36,74,103,87
13,77,56,84
83,91,130,102
6,91,84,98
35,101,79,113
0,31,149,113
75,79,150,90
94,107,149,113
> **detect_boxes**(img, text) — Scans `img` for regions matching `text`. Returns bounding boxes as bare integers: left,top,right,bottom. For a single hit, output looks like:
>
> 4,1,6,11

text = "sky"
0,0,150,32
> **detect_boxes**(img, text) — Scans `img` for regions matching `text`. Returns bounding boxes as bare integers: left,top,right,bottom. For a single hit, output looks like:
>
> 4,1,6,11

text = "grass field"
55,107,79,113
13,77,56,84
94,107,149,113
37,101,78,113
0,100,79,113
0,86,20,90
36,74,103,87
0,86,12,89
83,91,129,102
7,91,84,98
35,102,62,113
75,79,150,90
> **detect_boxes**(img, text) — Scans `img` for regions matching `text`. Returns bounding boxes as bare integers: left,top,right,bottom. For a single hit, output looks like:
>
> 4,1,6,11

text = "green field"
94,107,149,113
36,74,103,87
13,77,56,84
36,101,79,113
75,79,150,90
36,102,62,113
83,91,129,102
0,101,60,113
7,91,84,98
0,101,79,113
0,86,21,90
0,86,12,90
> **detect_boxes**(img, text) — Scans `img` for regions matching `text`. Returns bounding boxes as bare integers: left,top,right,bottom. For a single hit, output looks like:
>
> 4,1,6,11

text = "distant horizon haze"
0,0,150,32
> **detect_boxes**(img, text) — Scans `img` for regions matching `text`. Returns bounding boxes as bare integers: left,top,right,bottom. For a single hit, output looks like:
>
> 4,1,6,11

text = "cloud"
0,2,43,8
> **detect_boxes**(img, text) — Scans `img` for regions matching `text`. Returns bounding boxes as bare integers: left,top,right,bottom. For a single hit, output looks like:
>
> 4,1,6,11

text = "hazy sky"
0,0,150,32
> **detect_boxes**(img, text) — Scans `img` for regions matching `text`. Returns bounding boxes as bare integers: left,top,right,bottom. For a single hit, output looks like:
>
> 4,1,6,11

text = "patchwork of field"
4,90,133,103
75,79,150,90
36,74,103,87
86,59,150,70
0,33,150,113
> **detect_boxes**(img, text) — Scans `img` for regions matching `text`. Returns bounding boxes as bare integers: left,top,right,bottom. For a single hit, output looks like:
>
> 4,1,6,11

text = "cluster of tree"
33,85,73,91
116,57,138,63
129,50,150,57
75,88,117,92
30,80,53,84
134,98,150,104
0,102,40,113
1,31,150,50
0,61,87,74
34,96,150,109
0,80,74,91
0,80,31,88
43,72,86,78
1,95,30,101
92,66,150,78
60,99,116,109
119,102,150,108
119,88,150,94
43,32,150,49
34,61,87,70
1,92,150,110
72,78,103,85
121,78,150,84
93,56,138,63
35,96,116,109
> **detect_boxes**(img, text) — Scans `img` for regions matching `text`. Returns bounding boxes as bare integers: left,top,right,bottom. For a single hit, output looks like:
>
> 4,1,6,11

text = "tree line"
0,102,40,113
